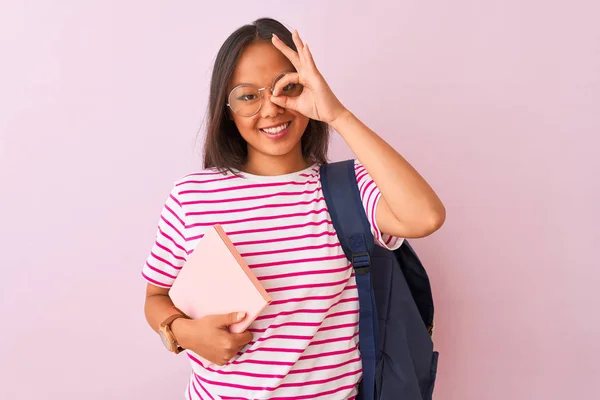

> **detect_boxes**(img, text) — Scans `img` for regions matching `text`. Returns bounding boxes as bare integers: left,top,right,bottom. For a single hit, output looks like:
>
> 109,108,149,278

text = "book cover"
169,224,271,335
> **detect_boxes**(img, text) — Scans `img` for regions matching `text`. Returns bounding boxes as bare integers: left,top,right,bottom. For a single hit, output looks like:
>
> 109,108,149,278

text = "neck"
242,151,310,176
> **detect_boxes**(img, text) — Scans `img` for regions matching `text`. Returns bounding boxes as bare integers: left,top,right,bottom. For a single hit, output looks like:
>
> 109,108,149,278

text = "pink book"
169,224,271,335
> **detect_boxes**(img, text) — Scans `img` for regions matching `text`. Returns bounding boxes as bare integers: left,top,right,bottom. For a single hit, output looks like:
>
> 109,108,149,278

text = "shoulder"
163,168,243,202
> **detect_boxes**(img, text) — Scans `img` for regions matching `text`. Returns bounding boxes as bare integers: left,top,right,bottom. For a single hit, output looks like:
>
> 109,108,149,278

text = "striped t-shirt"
142,160,403,400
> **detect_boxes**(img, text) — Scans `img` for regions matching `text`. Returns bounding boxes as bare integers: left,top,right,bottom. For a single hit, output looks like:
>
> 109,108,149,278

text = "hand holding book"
171,311,253,366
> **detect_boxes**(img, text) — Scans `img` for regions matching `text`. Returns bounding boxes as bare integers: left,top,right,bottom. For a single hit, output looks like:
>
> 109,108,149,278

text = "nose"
260,90,284,118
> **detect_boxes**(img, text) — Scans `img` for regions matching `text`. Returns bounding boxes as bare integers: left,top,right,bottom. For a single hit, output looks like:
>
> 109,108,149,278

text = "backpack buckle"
352,252,371,272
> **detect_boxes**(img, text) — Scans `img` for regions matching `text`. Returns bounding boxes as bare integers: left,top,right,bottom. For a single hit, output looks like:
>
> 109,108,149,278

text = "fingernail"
272,33,279,40
237,312,246,320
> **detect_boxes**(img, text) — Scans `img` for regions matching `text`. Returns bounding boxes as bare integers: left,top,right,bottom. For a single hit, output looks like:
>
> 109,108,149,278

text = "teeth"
262,123,289,134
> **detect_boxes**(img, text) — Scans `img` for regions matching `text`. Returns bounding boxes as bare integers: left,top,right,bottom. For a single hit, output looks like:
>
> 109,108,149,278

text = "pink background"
1,1,598,399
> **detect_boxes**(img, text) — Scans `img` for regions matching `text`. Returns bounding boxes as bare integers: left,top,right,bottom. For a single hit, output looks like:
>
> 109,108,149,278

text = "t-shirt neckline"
232,163,321,183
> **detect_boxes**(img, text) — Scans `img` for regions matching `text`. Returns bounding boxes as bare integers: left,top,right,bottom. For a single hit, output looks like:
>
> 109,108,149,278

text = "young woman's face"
228,41,310,168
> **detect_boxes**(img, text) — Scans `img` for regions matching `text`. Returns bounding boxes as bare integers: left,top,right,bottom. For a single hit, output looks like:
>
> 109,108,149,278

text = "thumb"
222,311,246,327
270,94,298,111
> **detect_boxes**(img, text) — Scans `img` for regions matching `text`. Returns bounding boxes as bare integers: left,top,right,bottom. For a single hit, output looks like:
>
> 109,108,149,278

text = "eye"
282,83,296,92
236,93,258,101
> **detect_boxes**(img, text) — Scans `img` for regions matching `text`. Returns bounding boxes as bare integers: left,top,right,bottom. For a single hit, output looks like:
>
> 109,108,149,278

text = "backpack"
320,160,439,400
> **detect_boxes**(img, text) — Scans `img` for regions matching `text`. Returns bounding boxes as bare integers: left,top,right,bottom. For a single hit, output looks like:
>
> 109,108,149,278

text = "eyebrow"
231,70,295,88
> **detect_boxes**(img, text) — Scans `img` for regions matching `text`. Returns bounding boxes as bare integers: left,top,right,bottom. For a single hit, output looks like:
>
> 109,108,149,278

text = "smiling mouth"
259,121,291,135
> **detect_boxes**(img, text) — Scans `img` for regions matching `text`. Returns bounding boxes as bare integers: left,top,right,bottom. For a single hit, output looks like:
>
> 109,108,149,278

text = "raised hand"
270,30,348,125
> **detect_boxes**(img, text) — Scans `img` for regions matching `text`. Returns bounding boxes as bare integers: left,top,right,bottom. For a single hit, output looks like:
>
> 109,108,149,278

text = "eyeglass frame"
226,72,297,117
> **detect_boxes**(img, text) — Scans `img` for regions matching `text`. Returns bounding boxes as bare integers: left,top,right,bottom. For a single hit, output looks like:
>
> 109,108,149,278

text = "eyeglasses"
226,72,304,117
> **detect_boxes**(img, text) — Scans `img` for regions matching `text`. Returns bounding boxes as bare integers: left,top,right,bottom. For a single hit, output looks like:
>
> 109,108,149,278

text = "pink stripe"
182,188,322,205
220,397,250,400
269,285,356,306
241,347,305,355
249,254,346,269
203,366,285,379
187,208,329,228
177,175,238,186
157,227,186,253
149,252,182,271
247,323,358,347
255,308,329,321
164,202,186,228
180,179,319,195
190,378,204,400
194,366,360,391
187,353,296,370
241,242,341,258
310,332,359,347
357,177,369,196
299,166,320,177
187,349,299,369
356,169,369,184
154,241,185,261
249,321,321,333
187,197,325,216
289,356,361,374
362,180,379,242
233,231,336,246
354,163,367,175
318,322,359,332
255,297,358,321
246,333,313,347
225,219,332,237
371,192,382,242
299,169,319,178
270,383,358,400
145,261,177,279
185,232,204,243
193,373,215,400
160,215,186,241
364,182,376,211
265,277,349,293
298,344,358,361
255,307,333,321
257,264,349,282
170,193,183,207
141,271,171,287
363,181,376,216
325,309,359,319
230,358,295,367
362,179,376,204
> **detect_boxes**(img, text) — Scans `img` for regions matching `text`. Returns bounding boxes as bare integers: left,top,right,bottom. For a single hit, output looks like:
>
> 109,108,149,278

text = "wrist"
170,316,191,349
328,108,354,131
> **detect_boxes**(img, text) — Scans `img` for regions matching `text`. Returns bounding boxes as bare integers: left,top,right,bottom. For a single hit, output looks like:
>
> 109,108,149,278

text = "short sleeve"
141,184,188,288
354,160,404,250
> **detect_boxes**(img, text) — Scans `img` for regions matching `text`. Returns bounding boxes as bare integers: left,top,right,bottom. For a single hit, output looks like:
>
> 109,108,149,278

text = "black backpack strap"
319,160,374,271
320,160,378,400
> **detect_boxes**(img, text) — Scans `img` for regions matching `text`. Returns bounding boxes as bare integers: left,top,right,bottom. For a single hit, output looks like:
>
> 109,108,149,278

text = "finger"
292,29,305,54
293,30,309,66
271,34,300,70
270,93,299,112
217,311,246,327
231,331,253,347
303,43,317,70
272,72,300,96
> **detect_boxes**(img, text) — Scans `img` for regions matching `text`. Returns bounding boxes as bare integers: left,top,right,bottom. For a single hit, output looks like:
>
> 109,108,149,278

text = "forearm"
330,110,446,230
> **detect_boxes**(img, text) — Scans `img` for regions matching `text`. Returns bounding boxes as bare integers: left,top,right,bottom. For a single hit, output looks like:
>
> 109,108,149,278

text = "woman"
143,17,445,400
